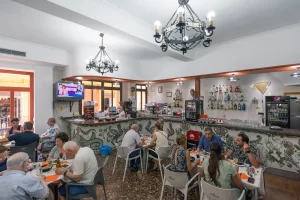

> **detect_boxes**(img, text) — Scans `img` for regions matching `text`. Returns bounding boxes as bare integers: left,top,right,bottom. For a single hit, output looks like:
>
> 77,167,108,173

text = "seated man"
40,117,60,142
55,141,98,199
0,121,39,146
0,152,49,199
0,145,8,175
226,132,259,168
121,124,143,171
197,127,224,152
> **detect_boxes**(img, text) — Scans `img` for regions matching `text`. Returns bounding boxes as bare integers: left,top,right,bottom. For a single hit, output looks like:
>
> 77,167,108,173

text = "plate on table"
42,164,53,172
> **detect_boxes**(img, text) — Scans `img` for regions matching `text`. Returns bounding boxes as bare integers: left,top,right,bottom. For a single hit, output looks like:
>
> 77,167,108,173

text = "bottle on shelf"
227,102,231,110
226,85,229,92
230,85,233,92
238,103,241,110
234,103,237,110
220,103,224,110
227,94,231,101
242,103,246,111
216,102,220,109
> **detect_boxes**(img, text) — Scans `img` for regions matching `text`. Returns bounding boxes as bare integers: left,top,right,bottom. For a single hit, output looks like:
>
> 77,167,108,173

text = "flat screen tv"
54,82,84,101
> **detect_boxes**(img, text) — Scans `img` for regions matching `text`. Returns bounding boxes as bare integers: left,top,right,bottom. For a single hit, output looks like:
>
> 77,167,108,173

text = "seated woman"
5,118,23,138
148,121,169,170
47,132,69,160
200,142,244,195
168,134,200,175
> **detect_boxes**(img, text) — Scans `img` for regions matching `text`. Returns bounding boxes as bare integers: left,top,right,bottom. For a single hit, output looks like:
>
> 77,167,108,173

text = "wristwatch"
246,150,251,154
63,170,68,176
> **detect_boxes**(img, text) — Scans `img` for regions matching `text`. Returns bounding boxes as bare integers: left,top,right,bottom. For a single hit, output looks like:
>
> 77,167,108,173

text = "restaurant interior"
0,0,300,199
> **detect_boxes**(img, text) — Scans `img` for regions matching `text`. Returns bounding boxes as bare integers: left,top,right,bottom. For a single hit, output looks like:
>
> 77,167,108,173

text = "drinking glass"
233,158,238,164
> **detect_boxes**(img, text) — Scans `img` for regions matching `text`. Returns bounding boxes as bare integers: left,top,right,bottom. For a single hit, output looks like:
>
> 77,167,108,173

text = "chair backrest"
157,146,171,160
201,180,237,200
94,166,105,185
115,143,130,158
10,142,37,162
163,166,189,189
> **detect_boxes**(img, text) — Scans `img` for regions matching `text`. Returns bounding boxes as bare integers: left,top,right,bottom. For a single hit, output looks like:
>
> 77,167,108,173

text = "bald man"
121,124,143,171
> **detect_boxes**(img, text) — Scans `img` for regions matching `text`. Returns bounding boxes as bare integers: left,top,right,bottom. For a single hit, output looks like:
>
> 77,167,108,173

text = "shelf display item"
242,103,246,111
265,96,290,128
185,100,203,122
220,103,224,110
230,85,233,92
216,102,220,109
234,85,241,93
238,103,241,110
234,103,237,110
227,94,231,101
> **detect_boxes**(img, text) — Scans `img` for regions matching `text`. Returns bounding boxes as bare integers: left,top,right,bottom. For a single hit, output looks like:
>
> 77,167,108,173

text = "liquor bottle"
226,85,229,92
230,85,233,92
211,102,214,109
220,103,224,110
227,103,231,110
234,103,237,110
242,103,246,111
227,94,231,101
238,103,241,110
216,102,219,109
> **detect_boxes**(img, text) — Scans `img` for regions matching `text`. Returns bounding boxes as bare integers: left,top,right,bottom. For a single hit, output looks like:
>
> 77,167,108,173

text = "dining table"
189,151,265,200
141,135,152,172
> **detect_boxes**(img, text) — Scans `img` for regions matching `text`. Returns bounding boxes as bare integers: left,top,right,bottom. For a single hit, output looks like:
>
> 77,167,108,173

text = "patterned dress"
168,146,188,172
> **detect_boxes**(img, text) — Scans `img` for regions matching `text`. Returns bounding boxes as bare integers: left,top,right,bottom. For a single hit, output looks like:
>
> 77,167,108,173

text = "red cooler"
186,130,202,149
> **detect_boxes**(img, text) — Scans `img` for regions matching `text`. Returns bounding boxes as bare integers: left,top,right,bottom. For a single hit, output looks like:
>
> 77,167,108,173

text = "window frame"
79,81,122,114
135,84,147,111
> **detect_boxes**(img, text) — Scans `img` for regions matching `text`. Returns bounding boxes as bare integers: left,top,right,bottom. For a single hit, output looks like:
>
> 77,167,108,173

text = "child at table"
200,142,245,198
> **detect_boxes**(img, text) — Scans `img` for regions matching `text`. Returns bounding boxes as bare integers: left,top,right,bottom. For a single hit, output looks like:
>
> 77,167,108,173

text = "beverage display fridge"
185,100,203,122
265,96,290,128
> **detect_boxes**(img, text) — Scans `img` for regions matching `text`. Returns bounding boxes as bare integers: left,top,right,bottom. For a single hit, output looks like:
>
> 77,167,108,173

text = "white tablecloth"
27,159,73,185
190,153,265,199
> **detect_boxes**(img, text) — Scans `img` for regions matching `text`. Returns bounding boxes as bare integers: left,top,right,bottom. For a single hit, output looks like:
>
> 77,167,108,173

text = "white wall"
0,60,54,134
201,73,300,122
147,80,195,107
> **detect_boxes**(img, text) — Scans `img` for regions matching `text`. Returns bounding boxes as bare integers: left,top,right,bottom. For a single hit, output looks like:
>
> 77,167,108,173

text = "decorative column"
195,78,200,98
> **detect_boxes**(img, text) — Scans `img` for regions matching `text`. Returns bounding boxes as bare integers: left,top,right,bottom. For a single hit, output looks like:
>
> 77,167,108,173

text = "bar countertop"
62,117,300,137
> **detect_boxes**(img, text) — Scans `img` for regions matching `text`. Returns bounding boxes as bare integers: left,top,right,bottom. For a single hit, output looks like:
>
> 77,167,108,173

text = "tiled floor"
49,151,300,199
96,152,300,200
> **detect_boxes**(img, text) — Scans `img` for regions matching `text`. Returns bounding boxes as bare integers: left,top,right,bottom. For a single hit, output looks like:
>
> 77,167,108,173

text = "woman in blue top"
5,118,23,138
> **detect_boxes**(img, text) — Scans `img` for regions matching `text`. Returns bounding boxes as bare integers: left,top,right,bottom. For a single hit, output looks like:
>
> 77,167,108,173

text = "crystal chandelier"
153,0,216,54
86,33,119,75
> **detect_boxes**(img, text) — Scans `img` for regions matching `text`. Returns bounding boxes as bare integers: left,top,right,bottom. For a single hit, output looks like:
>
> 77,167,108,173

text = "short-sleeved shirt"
8,131,40,146
0,170,48,200
41,124,60,141
202,157,237,189
229,143,258,164
168,146,188,173
72,147,98,184
9,125,21,136
0,158,7,172
121,129,141,152
198,135,224,152
49,145,59,159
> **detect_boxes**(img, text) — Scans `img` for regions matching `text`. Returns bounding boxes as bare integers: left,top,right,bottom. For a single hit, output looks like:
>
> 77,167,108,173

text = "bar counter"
62,117,300,177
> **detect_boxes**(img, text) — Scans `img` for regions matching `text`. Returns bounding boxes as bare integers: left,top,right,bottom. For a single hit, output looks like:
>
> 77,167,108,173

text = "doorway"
0,69,34,136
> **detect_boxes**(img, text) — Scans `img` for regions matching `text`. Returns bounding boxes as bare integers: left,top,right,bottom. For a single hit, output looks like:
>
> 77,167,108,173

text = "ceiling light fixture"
86,33,119,75
228,74,239,82
153,0,216,55
146,82,152,87
113,80,120,86
291,68,300,77
176,79,184,86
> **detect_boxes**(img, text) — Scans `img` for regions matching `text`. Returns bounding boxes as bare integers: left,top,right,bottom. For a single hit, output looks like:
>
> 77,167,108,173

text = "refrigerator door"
290,116,300,130
290,101,300,116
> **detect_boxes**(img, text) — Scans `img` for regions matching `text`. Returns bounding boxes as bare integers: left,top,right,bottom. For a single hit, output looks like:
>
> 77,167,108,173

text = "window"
136,84,147,111
80,81,122,114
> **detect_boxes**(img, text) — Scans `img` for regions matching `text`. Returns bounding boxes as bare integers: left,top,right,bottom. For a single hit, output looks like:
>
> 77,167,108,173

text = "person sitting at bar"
117,106,126,119
0,122,39,146
200,143,244,196
0,152,49,199
47,132,69,160
5,118,23,137
169,134,200,177
40,117,60,142
55,141,98,199
0,145,8,175
226,132,259,168
121,124,143,171
148,121,169,170
197,127,224,152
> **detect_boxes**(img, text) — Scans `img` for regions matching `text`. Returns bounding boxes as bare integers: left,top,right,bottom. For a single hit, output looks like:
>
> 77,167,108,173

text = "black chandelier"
153,0,216,54
86,33,119,75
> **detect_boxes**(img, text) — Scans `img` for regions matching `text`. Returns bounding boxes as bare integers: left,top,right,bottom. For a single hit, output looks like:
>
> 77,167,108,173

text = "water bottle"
38,154,43,162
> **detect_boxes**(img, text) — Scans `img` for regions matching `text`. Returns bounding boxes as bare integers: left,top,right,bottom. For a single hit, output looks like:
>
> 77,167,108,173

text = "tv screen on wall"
55,82,84,101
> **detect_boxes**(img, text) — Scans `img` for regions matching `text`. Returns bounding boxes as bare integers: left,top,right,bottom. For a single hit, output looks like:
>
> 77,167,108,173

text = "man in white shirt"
121,124,143,171
55,141,98,199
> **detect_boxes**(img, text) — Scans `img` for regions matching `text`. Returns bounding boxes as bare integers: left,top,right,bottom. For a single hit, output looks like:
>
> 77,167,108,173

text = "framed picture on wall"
166,92,172,97
158,86,163,93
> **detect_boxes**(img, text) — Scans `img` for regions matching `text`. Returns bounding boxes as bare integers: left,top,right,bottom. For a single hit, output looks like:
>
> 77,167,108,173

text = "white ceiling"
106,0,300,44
0,0,161,59
1,0,300,64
